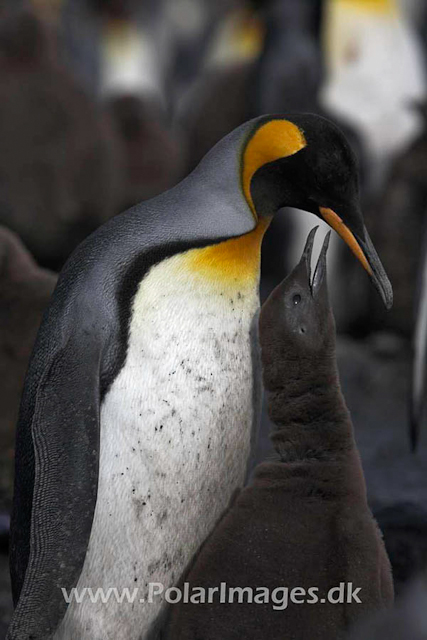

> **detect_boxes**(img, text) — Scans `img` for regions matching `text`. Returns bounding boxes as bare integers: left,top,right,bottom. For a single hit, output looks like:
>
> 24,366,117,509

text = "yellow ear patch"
181,119,305,287
242,119,307,217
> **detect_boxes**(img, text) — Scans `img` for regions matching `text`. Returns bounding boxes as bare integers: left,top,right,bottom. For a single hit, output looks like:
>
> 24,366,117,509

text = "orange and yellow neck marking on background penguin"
331,0,397,16
242,119,307,217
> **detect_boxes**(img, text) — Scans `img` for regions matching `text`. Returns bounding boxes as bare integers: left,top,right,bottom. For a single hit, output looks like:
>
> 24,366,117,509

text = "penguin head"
259,227,335,385
244,113,392,309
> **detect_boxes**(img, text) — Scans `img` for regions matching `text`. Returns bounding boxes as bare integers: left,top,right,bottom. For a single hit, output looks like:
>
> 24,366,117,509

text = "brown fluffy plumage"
166,231,393,639
106,95,186,208
0,8,122,270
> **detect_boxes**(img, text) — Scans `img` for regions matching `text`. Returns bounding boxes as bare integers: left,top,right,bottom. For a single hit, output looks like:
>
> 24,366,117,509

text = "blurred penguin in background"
60,0,189,207
60,0,239,102
105,94,185,206
358,109,427,338
321,0,426,179
319,0,427,333
163,0,243,105
182,0,324,171
374,503,427,596
0,227,56,518
99,9,187,206
0,5,122,270
59,0,154,94
346,576,427,640
252,0,323,115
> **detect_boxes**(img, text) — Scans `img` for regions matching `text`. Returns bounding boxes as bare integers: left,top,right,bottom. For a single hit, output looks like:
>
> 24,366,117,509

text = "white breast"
54,250,261,640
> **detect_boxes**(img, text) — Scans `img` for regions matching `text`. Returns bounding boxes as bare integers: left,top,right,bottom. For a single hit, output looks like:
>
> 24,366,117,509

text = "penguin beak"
319,206,393,310
298,226,331,297
299,225,317,280
312,231,331,297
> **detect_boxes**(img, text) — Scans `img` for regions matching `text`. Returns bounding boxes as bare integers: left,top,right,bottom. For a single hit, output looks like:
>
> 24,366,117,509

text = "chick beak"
319,206,393,310
299,224,318,280
312,231,331,297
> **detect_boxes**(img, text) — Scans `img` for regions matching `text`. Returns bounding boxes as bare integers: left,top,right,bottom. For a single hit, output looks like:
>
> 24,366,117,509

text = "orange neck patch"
183,217,271,287
182,119,306,288
242,119,307,217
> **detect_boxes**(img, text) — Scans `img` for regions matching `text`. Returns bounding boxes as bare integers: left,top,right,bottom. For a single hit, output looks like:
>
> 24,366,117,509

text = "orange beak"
319,206,392,310
319,207,372,276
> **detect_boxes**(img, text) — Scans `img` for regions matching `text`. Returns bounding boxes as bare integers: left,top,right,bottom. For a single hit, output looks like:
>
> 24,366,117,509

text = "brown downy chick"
166,228,393,640
0,7,122,270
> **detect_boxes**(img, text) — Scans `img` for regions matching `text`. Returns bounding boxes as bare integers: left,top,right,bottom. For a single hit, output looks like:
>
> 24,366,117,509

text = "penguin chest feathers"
54,229,265,639
101,231,263,498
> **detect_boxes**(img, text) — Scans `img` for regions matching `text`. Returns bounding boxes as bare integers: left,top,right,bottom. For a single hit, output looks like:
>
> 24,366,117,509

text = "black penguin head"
259,227,335,371
246,113,393,310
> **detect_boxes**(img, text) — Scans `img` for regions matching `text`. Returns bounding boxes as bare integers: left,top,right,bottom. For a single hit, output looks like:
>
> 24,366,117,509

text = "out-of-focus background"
1,0,427,636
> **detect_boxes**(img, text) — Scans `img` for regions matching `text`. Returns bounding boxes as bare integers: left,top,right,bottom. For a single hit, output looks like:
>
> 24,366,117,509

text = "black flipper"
8,335,101,639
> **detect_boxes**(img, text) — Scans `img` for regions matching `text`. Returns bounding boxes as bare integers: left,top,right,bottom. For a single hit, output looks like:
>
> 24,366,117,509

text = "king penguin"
8,114,392,640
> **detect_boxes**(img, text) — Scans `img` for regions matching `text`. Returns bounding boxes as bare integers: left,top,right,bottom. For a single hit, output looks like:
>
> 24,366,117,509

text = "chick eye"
293,294,301,305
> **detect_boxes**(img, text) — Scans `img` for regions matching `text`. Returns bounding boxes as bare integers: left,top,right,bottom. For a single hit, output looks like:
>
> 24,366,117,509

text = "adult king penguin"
8,114,392,640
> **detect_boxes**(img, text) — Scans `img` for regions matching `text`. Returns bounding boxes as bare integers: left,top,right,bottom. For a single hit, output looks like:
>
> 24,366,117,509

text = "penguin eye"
293,294,301,306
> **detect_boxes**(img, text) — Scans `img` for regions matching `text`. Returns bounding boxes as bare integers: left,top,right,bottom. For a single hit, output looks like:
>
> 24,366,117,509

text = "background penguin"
59,0,188,211
251,0,324,116
350,117,427,338
0,5,122,270
181,0,324,172
0,227,56,519
7,114,391,640
106,94,186,208
374,502,427,596
346,576,427,640
165,229,393,640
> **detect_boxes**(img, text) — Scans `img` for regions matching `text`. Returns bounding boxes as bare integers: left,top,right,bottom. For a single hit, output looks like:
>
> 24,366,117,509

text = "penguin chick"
166,228,393,640
0,227,56,514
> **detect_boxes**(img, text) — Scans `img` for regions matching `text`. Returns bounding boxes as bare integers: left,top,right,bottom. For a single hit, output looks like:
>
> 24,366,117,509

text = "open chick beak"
319,206,393,310
298,226,331,296
312,231,331,296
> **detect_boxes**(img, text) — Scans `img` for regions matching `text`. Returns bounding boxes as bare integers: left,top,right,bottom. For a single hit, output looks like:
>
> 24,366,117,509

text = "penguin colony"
166,228,393,639
7,114,391,640
0,8,121,271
